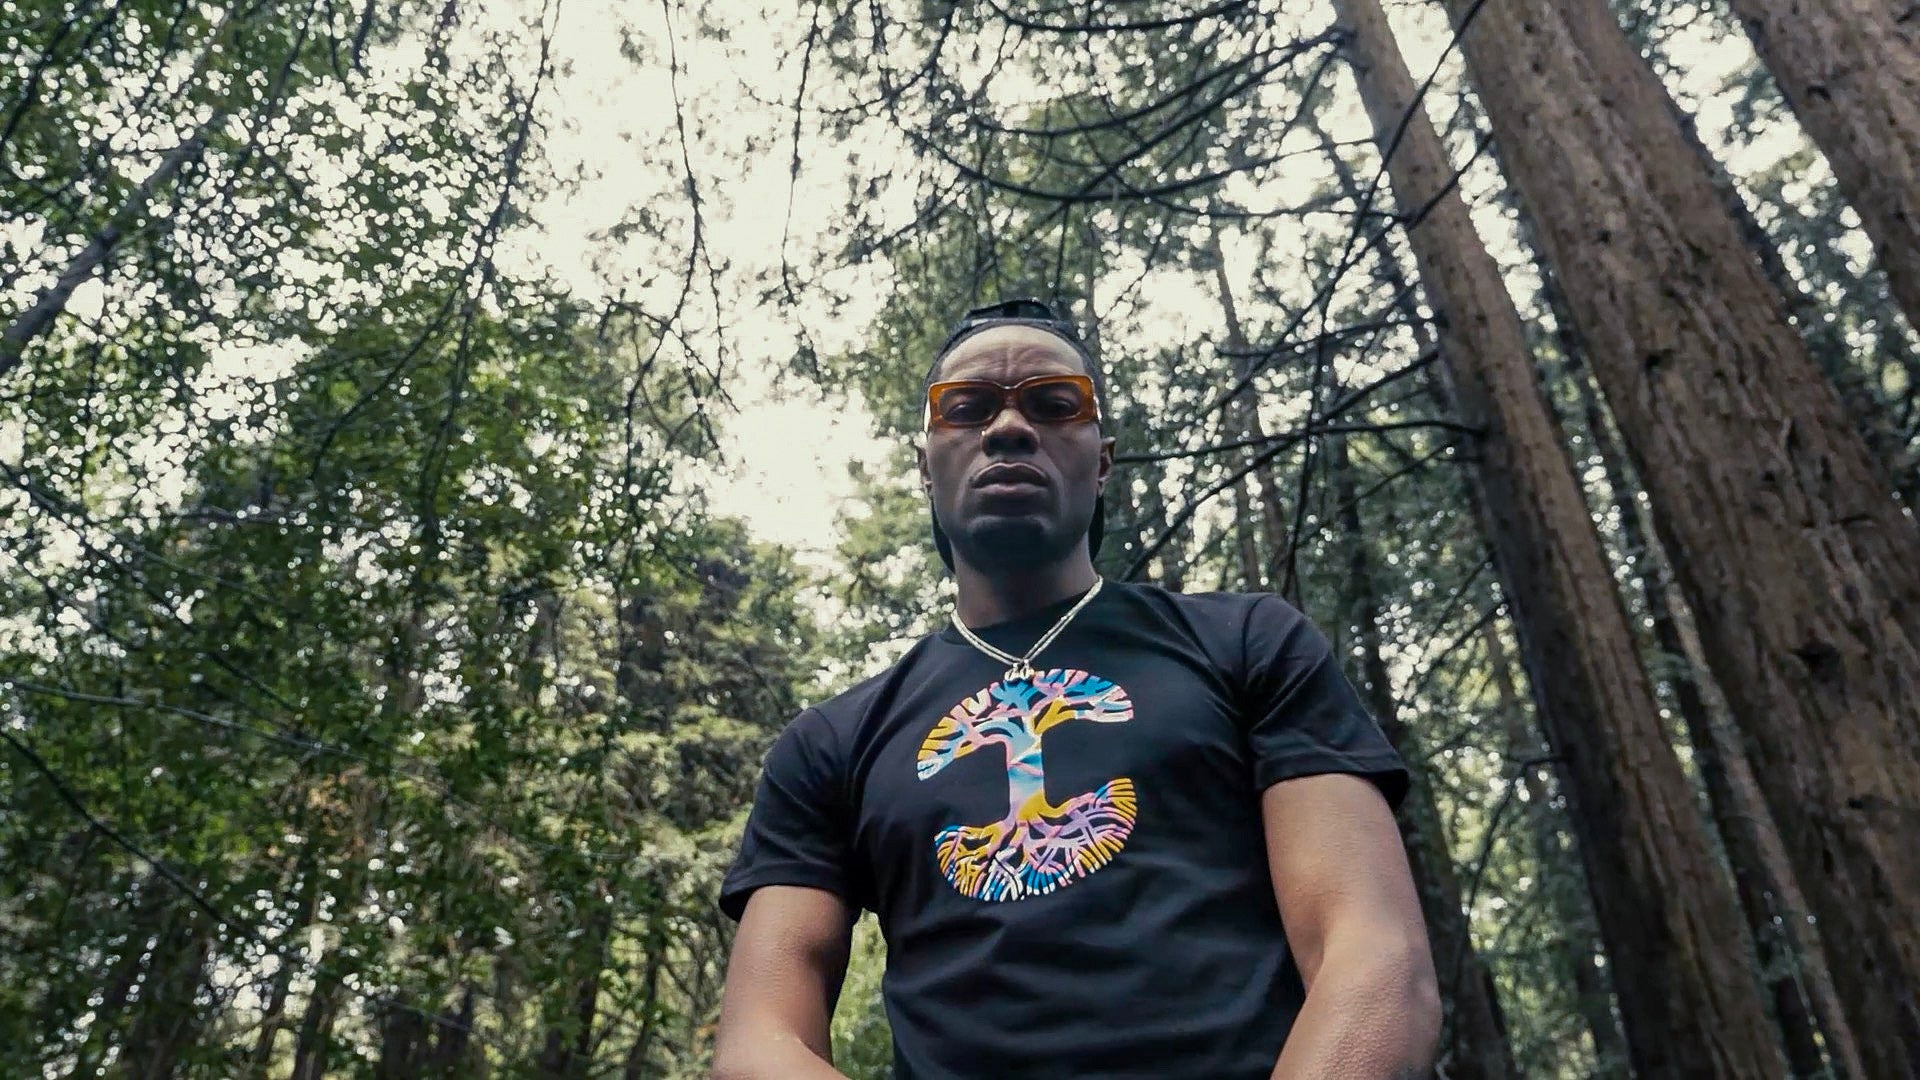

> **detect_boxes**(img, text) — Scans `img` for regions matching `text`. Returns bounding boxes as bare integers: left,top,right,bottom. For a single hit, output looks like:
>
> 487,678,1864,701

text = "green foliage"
830,916,894,1080
1,2,816,1075
4,0,1898,1076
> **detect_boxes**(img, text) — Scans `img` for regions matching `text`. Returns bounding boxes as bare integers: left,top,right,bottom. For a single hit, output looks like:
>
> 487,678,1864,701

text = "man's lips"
972,463,1049,489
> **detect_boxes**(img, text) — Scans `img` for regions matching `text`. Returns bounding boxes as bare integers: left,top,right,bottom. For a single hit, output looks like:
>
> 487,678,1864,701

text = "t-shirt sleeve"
1240,595,1410,808
718,708,859,921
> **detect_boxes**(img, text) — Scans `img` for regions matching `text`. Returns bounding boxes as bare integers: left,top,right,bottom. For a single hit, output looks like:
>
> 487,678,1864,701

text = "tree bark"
1331,432,1517,1080
1445,0,1920,1070
248,848,322,1071
538,900,611,1078
1336,113,1632,1077
1481,622,1630,1077
1565,348,1831,1077
1206,225,1291,597
1664,95,1910,494
115,906,212,1080
622,946,665,1080
289,968,344,1080
1518,119,1865,1076
1723,0,1920,337
1666,597,1867,1080
1537,242,1864,1077
1322,113,1614,1073
1335,0,1784,1072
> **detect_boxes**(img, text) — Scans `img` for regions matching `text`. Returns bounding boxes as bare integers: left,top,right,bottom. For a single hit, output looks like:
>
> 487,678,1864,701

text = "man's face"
918,325,1115,573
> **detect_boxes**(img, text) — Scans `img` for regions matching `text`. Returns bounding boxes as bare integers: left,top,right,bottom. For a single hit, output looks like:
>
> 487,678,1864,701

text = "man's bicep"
716,885,856,1067
1261,773,1422,986
720,710,861,921
1240,597,1409,804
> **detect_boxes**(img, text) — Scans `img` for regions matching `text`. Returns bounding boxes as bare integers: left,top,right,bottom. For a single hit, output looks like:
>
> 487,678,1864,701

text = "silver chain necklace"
952,577,1104,683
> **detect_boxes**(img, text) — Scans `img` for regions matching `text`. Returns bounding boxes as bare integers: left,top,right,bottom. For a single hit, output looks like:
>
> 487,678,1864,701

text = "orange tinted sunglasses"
924,374,1101,431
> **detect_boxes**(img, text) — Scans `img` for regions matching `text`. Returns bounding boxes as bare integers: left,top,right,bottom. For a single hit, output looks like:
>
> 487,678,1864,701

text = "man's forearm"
711,1030,848,1080
1270,933,1441,1079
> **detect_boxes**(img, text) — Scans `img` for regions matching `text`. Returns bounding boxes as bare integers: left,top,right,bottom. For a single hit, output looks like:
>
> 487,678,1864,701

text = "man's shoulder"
1109,582,1320,673
800,630,946,730
1113,579,1293,623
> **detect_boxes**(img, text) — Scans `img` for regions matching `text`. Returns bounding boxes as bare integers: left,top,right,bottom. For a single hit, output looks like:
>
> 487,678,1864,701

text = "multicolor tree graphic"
916,669,1137,901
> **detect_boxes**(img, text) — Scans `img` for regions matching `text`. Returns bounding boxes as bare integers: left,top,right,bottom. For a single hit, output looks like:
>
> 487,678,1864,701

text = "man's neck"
952,555,1099,628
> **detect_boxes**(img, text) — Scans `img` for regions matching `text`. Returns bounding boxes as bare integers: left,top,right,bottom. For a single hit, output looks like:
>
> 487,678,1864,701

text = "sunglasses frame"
924,373,1102,431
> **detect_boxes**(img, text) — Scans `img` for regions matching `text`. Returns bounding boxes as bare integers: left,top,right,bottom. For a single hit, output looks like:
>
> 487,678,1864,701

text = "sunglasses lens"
1019,380,1089,422
936,385,1000,426
929,377,1094,429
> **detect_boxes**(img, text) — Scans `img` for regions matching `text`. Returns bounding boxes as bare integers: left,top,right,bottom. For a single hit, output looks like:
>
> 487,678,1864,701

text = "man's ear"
917,444,932,491
1097,435,1116,489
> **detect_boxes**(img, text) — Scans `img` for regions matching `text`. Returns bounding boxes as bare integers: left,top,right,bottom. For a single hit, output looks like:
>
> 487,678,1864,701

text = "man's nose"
981,400,1041,452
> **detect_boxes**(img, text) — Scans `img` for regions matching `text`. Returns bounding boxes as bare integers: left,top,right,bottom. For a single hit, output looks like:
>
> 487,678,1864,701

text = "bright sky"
486,0,910,561
499,0,1795,569
1,0,1804,582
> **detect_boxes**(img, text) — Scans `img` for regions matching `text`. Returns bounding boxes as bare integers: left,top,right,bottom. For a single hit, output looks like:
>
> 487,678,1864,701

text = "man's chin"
955,517,1075,571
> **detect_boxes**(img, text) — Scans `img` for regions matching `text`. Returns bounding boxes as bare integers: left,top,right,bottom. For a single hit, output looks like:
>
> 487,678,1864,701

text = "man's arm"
713,885,856,1080
1264,773,1441,1079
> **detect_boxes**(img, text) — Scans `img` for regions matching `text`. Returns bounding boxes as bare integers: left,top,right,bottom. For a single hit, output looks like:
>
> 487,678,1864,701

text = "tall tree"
1442,0,1920,1068
1331,430,1516,1080
1718,0,1920,336
1480,621,1630,1076
1315,128,1612,1070
1541,267,1860,1078
1332,0,1782,1071
1207,226,1292,596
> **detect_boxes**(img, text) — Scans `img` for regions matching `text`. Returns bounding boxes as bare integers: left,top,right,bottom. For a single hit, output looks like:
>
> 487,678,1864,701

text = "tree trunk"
1518,119,1864,1075
1482,623,1631,1077
1206,224,1291,596
1332,432,1517,1080
1566,349,1831,1077
115,906,212,1080
1723,0,1920,337
1667,598,1867,1080
249,848,322,1071
1663,95,1910,494
289,968,345,1080
1541,251,1864,1077
1445,0,1920,1069
377,1002,428,1079
423,984,476,1075
623,949,665,1080
1335,0,1784,1072
1334,113,1631,1074
539,900,611,1078
1321,117,1606,1073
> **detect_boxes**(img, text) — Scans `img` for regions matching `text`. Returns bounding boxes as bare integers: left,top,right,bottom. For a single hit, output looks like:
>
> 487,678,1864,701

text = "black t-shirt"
720,581,1408,1079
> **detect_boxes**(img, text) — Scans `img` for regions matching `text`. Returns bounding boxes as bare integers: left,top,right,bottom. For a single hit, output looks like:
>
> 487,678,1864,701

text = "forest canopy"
3,0,1916,1077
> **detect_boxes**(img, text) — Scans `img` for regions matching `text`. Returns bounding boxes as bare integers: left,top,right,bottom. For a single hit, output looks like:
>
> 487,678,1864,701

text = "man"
714,299,1440,1079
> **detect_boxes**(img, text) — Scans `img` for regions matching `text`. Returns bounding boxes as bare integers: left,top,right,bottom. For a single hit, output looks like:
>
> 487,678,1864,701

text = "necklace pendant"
1005,660,1036,683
